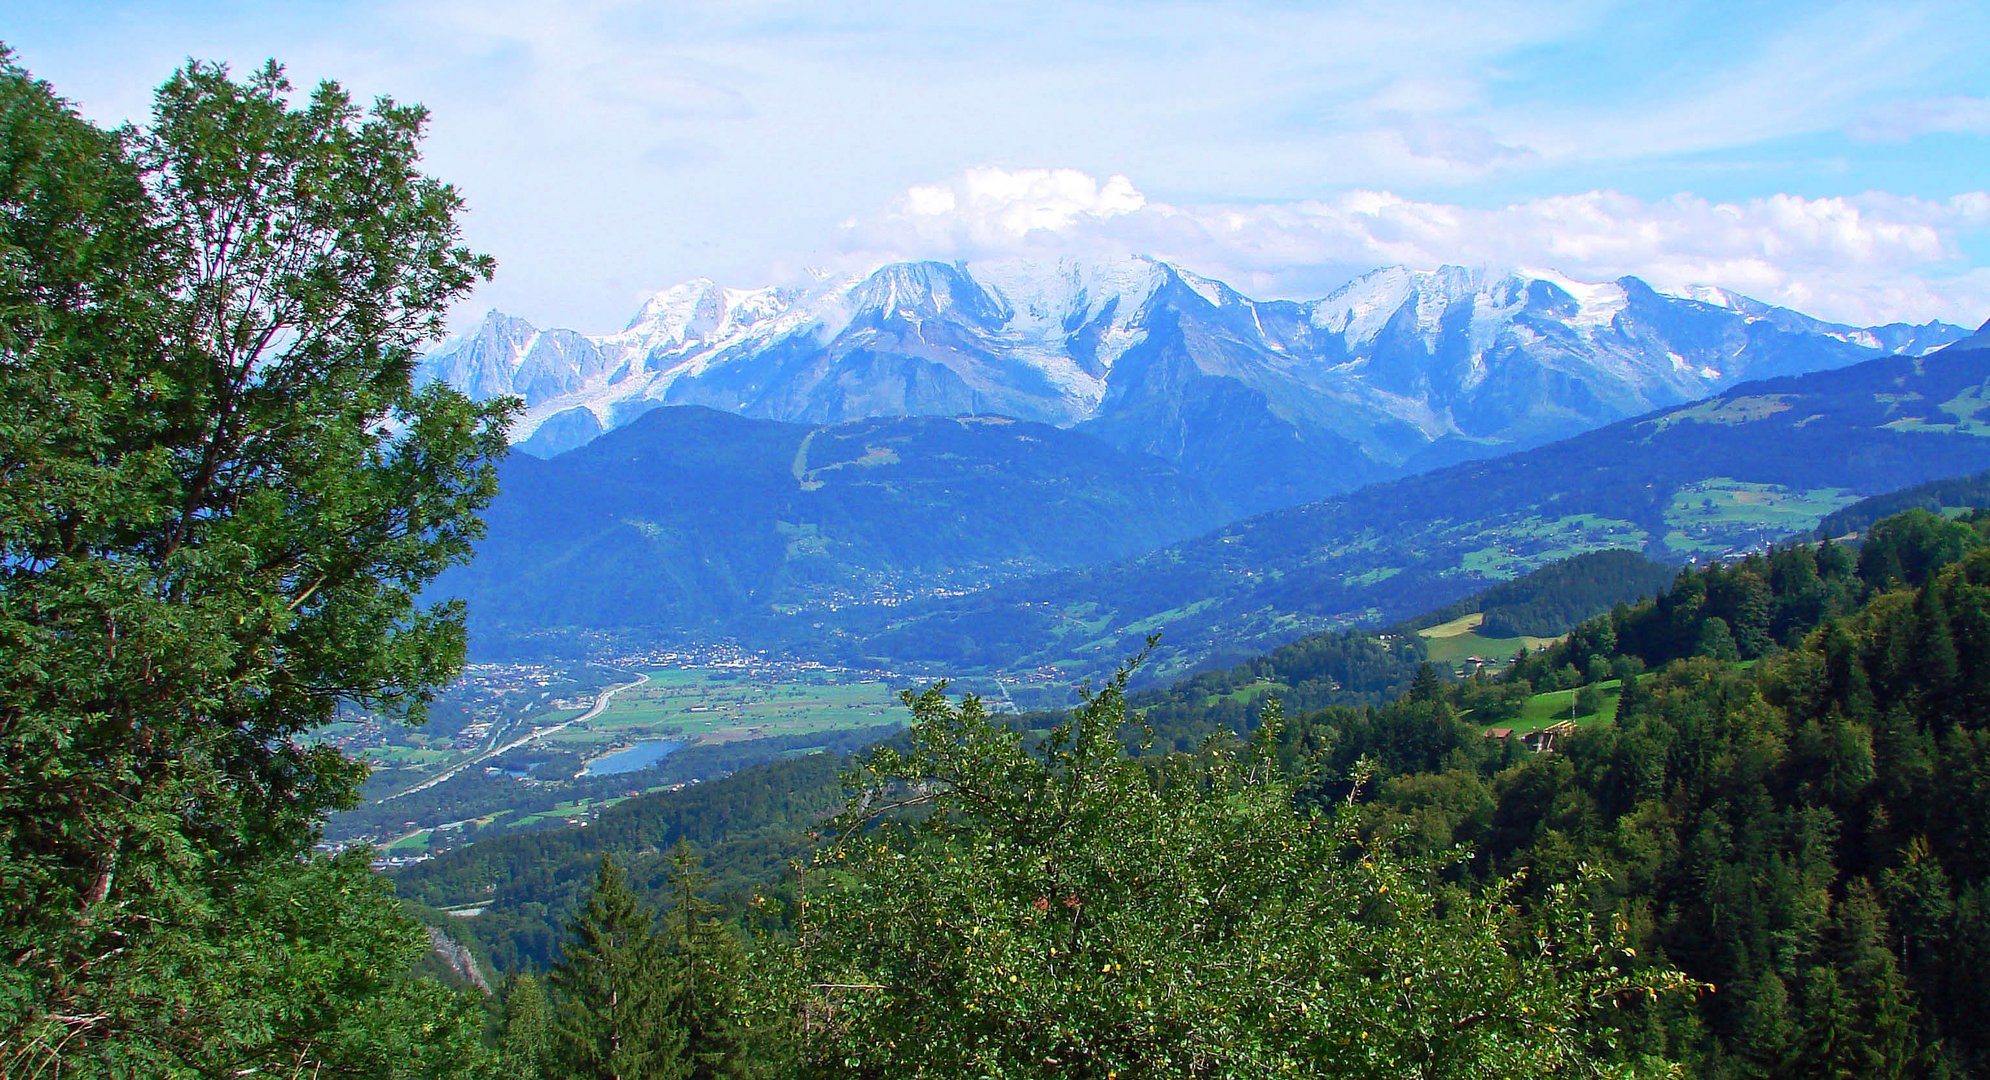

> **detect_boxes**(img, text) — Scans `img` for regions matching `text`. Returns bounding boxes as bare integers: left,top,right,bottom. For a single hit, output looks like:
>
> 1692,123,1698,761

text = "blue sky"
6,0,1989,330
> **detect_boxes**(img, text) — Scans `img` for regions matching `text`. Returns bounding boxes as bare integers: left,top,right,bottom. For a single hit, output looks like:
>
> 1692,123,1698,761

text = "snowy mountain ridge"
420,257,1968,511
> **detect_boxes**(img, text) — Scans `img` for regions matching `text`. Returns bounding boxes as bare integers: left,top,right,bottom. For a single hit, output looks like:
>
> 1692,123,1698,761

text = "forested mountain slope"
831,345,1990,684
398,545,1691,967
418,505,1990,1074
1815,465,1990,538
1297,508,1990,1074
439,405,1232,639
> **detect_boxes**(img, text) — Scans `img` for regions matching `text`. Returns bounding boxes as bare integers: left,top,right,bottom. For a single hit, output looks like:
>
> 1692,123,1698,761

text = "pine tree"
1830,880,1922,1078
1736,970,1796,1071
1796,965,1862,1078
551,856,685,1080
1795,880,1922,1078
1407,661,1446,703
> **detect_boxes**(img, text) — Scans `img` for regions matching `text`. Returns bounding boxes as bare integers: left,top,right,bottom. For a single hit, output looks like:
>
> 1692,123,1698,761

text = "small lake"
579,739,684,777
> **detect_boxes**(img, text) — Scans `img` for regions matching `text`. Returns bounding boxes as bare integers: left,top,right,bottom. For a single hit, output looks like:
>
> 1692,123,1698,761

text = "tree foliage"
1334,512,1990,1075
551,856,683,1080
770,652,1689,1077
0,52,510,1073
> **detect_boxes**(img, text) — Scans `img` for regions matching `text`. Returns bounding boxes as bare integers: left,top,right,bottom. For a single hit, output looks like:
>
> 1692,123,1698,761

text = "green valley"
322,651,913,861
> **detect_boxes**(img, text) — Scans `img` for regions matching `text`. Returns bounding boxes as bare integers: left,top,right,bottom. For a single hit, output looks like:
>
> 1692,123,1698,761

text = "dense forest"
1275,507,1990,1074
1402,549,1682,639
1814,465,1990,539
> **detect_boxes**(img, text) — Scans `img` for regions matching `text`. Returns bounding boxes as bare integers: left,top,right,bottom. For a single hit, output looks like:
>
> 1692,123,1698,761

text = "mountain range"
421,258,1965,513
441,335,1990,692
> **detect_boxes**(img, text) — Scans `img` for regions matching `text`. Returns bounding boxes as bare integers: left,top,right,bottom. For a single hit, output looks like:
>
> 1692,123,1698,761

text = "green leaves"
0,52,511,1074
0,852,497,1078
775,654,1687,1077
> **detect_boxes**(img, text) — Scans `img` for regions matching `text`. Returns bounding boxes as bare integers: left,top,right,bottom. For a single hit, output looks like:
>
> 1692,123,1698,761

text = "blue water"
580,739,684,777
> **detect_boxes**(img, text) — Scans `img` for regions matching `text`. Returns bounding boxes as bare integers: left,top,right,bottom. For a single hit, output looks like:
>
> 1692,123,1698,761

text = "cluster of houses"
1483,718,1579,753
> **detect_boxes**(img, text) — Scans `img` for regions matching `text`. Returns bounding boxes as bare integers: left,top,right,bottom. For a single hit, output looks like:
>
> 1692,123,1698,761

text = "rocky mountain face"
421,258,1965,512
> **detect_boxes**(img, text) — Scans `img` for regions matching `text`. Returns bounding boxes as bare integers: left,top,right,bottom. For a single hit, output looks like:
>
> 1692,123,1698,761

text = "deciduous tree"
778,650,1690,1076
0,51,510,1073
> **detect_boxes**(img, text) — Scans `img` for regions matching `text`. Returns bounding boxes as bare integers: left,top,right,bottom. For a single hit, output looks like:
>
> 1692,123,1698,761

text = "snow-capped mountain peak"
420,257,1971,510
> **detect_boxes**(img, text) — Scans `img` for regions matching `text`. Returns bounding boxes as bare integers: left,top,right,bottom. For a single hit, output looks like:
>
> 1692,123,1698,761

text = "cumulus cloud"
835,167,1990,327
889,168,1147,247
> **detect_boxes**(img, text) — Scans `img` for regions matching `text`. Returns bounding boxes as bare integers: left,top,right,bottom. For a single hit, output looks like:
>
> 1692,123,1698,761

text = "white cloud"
836,167,1990,327
892,168,1146,245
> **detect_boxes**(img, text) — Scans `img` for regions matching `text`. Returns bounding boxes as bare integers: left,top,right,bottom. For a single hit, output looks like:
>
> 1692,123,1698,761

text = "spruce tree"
499,972,557,1080
660,841,756,1080
1827,880,1922,1078
551,856,684,1080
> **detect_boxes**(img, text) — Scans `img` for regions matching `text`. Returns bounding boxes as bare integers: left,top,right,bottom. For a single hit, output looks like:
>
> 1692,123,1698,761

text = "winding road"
381,672,651,802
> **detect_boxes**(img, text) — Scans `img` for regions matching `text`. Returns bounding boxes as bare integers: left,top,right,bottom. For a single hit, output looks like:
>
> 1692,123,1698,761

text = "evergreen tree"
1823,880,1922,1078
499,972,557,1080
1730,571,1775,658
1913,584,1961,715
1735,970,1796,1072
1796,965,1863,1079
660,841,758,1080
1407,661,1446,702
551,856,683,1080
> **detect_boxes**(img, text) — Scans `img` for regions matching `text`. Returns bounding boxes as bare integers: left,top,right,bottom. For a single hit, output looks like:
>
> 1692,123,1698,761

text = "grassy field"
1662,479,1856,556
1505,680,1623,733
1642,394,1795,433
572,667,908,747
1881,385,1990,437
1417,612,1561,669
1460,681,1624,740
1457,514,1648,578
1480,663,1761,739
1200,678,1291,708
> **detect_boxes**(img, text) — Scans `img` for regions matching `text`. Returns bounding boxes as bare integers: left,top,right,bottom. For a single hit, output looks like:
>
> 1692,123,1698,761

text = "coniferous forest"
12,48,1990,1080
